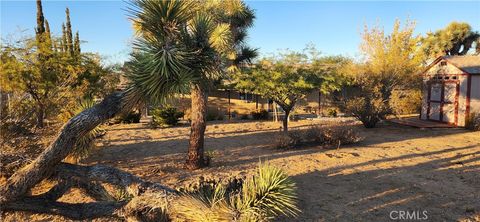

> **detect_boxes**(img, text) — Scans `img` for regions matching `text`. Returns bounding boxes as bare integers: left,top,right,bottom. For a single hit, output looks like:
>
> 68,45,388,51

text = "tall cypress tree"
73,31,81,57
35,0,45,43
65,7,74,56
61,23,67,53
45,19,52,50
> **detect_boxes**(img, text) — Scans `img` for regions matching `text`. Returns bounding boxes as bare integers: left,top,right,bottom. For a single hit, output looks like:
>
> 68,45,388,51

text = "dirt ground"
4,119,480,221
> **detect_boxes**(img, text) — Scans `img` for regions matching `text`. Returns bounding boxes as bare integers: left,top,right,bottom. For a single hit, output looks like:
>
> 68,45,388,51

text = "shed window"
452,76,457,80
444,76,450,80
440,61,447,66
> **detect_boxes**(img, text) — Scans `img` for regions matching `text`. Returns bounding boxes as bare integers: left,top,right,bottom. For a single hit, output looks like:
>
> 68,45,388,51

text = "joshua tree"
129,0,256,169
0,1,257,219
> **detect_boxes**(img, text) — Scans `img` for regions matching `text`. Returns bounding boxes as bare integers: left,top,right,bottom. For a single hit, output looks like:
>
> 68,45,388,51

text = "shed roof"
443,55,480,74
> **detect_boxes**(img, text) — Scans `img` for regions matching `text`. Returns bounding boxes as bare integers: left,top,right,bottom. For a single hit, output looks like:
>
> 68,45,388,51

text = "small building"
420,55,480,126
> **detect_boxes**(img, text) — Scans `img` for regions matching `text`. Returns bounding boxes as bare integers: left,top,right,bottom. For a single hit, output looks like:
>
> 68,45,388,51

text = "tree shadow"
286,145,480,221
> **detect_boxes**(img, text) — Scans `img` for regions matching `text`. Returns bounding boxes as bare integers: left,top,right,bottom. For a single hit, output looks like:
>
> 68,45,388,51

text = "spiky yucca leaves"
66,98,106,162
233,163,300,221
173,163,300,221
126,0,241,104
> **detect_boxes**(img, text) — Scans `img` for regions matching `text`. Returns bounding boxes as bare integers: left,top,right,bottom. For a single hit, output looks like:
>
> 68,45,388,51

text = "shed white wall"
470,75,480,114
458,75,468,126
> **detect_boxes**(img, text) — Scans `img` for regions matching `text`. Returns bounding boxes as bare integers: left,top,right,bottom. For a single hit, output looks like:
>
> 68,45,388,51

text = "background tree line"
1,0,120,131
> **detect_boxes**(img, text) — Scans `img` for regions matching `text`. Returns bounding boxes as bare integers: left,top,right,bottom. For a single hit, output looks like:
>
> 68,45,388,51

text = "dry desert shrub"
273,126,362,149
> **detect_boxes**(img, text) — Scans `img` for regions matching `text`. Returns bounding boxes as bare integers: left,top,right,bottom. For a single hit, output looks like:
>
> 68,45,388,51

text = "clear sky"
1,1,480,64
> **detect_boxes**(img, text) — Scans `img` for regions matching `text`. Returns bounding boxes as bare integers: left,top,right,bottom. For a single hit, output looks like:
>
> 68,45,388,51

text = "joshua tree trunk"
186,84,207,169
0,90,179,220
0,91,134,204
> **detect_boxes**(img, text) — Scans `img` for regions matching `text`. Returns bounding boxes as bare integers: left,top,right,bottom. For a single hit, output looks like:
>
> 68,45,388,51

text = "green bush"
389,89,421,115
116,111,141,124
174,162,299,221
151,106,184,127
251,109,269,120
466,112,480,131
326,108,338,117
240,114,250,120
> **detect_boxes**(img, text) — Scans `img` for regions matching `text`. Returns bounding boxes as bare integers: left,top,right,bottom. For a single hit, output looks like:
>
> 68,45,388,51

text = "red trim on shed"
465,74,472,123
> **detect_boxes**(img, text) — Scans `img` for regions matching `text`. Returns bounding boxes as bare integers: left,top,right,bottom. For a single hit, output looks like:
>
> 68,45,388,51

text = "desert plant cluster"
151,106,185,127
273,125,362,149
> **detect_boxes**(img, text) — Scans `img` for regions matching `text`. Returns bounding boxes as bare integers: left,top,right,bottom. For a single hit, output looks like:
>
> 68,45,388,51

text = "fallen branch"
3,163,179,221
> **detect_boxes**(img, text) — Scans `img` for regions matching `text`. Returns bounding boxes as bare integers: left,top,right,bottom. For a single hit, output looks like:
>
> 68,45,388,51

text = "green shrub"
122,111,141,123
240,114,250,120
203,149,219,166
466,112,480,131
151,106,184,127
251,109,269,120
112,111,141,124
326,108,338,117
389,89,421,115
174,162,299,221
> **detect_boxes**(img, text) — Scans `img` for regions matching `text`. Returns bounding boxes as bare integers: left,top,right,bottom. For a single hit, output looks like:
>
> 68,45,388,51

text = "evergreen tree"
65,7,74,56
35,0,45,42
74,31,81,57
61,23,67,53
44,19,52,50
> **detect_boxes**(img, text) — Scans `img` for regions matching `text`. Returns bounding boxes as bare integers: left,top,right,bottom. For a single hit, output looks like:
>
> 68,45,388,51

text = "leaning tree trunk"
0,91,131,204
186,83,207,169
0,90,180,221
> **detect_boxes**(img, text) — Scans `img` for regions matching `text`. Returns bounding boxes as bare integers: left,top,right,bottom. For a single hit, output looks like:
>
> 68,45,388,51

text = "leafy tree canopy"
421,21,480,59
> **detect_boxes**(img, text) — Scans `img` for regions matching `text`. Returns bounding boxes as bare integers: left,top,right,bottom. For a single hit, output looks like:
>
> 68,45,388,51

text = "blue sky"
1,1,480,64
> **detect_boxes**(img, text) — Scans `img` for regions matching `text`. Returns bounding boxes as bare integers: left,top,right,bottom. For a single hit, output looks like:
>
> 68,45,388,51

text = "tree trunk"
0,90,181,220
186,84,207,169
36,104,45,128
0,91,137,204
282,109,290,132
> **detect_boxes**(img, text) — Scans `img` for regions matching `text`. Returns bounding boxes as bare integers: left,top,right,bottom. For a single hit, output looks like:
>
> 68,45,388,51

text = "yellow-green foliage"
174,163,299,221
389,89,422,115
341,19,423,128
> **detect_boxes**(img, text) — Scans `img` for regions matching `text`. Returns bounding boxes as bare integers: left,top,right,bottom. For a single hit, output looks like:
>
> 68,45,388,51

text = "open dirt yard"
4,119,480,221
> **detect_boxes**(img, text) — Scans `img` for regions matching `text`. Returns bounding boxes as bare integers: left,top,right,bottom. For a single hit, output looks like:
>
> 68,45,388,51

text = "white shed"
421,55,480,127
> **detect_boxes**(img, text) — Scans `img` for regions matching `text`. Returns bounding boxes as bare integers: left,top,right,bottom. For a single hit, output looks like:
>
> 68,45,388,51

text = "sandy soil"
4,119,480,221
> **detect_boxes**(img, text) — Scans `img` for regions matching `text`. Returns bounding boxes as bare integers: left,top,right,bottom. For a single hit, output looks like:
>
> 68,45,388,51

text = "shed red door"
428,81,459,124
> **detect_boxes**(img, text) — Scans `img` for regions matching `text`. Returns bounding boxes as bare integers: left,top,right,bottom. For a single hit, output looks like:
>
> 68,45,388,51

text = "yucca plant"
174,162,300,221
128,0,257,169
